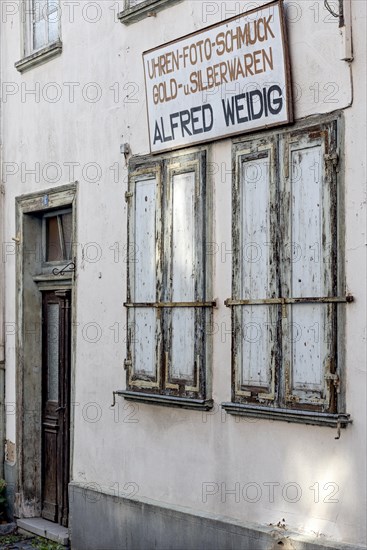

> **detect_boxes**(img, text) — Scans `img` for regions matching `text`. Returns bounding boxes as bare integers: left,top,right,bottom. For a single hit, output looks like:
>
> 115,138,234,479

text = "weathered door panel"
42,290,71,526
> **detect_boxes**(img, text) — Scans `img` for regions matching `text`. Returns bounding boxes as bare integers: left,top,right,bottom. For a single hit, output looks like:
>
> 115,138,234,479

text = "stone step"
17,518,69,546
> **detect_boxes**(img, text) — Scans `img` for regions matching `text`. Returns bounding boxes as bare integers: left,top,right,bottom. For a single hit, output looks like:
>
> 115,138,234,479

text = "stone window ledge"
222,403,352,429
15,41,62,73
118,0,183,25
117,390,213,411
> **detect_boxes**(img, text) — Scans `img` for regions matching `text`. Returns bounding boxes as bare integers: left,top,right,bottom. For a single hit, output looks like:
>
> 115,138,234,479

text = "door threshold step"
17,518,69,546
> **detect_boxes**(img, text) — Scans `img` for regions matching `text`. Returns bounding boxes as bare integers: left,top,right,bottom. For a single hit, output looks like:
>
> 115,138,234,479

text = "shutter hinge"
324,152,339,171
125,191,133,202
0,184,5,195
124,359,132,370
325,372,340,392
284,361,300,402
325,372,339,382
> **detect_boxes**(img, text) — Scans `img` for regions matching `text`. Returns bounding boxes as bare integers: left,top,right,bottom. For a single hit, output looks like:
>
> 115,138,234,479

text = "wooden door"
41,290,71,526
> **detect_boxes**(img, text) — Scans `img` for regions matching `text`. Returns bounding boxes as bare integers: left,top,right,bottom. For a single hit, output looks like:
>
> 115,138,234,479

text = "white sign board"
143,0,292,153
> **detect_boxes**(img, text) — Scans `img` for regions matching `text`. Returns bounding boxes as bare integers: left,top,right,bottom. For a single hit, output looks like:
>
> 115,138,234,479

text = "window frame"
42,208,73,269
222,114,352,429
119,148,214,410
15,0,62,73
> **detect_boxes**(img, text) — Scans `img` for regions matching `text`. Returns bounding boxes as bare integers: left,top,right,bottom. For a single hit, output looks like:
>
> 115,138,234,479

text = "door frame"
15,183,77,520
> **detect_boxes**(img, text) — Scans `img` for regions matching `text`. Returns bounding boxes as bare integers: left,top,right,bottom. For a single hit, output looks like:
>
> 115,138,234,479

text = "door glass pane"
46,216,62,261
47,303,59,401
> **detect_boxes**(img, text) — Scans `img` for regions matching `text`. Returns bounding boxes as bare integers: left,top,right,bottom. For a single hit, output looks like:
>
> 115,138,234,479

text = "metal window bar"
125,301,216,309
225,296,354,307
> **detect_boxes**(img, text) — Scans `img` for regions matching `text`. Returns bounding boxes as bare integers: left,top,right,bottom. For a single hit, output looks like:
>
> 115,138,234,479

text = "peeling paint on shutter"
126,164,162,390
230,119,340,413
232,138,278,403
126,150,210,401
170,171,196,382
133,178,157,377
281,125,338,410
164,152,207,397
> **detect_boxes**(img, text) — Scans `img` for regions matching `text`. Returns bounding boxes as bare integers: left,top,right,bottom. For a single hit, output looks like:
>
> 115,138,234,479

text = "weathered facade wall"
0,0,366,548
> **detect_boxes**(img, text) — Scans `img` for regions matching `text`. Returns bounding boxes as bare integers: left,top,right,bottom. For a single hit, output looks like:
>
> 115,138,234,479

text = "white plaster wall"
0,0,366,546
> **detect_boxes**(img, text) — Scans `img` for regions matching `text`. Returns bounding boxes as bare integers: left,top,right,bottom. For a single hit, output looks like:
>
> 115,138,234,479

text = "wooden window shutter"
280,123,339,412
230,137,279,404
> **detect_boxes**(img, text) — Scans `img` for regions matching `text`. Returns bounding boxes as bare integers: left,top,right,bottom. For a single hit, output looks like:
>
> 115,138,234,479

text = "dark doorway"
41,290,71,527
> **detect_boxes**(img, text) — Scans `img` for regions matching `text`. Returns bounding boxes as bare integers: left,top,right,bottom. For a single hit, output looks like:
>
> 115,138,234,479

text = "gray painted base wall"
68,483,366,550
4,461,16,521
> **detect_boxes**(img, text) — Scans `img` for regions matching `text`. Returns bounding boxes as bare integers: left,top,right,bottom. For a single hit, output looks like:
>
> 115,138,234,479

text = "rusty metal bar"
124,301,217,309
225,296,354,307
52,261,75,276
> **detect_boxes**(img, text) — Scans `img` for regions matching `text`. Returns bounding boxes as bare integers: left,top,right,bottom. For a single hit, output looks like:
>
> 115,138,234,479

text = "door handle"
55,405,66,412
